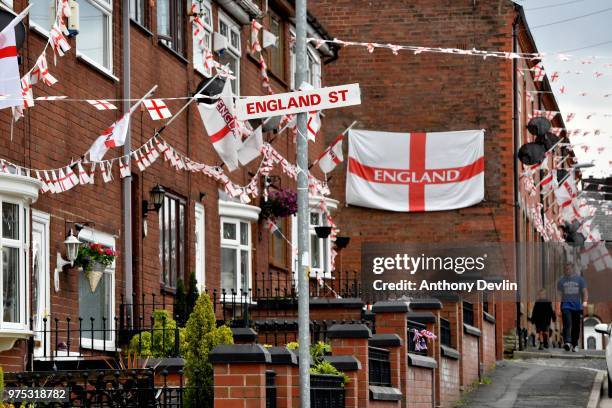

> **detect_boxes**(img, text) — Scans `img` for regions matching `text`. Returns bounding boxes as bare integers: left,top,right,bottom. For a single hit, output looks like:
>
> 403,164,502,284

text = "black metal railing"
368,346,391,387
440,318,452,348
463,301,474,326
29,314,181,361
310,374,345,408
266,370,277,408
407,320,428,356
3,368,206,408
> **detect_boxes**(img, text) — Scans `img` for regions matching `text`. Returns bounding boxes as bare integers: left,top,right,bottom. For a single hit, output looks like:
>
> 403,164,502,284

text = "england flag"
0,8,29,110
346,129,485,212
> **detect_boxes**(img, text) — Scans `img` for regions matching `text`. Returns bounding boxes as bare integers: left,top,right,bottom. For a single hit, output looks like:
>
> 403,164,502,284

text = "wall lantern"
315,226,332,239
334,236,351,250
142,184,166,217
54,229,81,292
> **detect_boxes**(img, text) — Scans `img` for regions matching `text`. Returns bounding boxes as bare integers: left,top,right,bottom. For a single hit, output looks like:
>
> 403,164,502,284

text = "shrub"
310,361,350,385
184,292,233,408
174,278,187,326
128,310,185,358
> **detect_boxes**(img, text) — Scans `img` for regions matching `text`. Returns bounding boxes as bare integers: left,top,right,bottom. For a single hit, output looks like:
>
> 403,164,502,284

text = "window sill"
0,329,33,352
158,40,189,64
160,285,177,295
76,53,119,82
130,19,153,37
79,339,119,352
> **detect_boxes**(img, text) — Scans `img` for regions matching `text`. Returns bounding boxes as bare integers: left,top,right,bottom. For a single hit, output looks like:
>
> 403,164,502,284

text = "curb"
587,371,604,408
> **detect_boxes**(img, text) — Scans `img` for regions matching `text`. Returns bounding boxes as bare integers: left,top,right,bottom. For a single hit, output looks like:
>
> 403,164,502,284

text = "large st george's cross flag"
346,129,485,212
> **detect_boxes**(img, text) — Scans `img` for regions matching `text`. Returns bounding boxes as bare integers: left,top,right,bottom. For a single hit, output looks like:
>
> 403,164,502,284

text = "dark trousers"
561,309,582,347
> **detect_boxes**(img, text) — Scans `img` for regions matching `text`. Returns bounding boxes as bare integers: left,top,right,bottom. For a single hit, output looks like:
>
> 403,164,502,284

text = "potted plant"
259,188,298,221
74,243,116,292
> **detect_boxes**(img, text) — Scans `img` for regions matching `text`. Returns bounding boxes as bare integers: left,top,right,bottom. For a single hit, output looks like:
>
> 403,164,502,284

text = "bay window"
0,172,41,350
192,0,213,76
217,12,241,94
159,193,186,289
157,0,185,54
218,199,260,296
77,0,113,72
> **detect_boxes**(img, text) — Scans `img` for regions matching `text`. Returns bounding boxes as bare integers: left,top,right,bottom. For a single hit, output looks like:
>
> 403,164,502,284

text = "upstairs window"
130,0,146,27
159,193,186,289
266,10,285,79
217,11,241,94
192,0,213,76
77,0,113,72
1,200,26,328
289,30,321,89
158,0,185,55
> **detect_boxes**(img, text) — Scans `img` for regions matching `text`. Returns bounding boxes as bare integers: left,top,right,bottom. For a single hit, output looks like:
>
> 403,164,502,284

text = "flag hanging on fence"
346,129,485,212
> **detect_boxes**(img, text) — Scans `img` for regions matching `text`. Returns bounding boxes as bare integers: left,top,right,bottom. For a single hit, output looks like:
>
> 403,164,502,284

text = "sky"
517,0,612,177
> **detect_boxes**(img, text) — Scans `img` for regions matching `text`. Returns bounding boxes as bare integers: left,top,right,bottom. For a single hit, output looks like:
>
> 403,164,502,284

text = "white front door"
194,203,205,291
31,211,50,357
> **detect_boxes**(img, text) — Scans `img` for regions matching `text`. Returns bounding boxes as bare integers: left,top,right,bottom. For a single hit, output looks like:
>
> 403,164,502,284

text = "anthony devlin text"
372,279,517,292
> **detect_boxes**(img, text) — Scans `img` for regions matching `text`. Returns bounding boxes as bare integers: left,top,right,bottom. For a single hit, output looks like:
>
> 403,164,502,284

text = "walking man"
557,261,588,352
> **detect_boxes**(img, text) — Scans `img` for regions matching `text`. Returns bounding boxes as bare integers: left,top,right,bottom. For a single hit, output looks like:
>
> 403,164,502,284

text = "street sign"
236,83,361,120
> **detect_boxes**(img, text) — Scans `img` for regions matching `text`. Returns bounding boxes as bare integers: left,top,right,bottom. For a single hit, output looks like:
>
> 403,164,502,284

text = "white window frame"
217,11,241,94
31,210,51,358
0,198,28,332
192,0,213,76
194,202,206,291
76,0,114,75
220,217,251,296
77,227,116,351
218,200,260,298
291,196,338,280
289,27,321,90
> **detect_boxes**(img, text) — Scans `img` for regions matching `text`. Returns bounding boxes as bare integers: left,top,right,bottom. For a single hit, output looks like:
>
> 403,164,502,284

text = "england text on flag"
196,79,240,171
143,98,172,120
346,129,485,212
317,134,344,174
0,8,29,110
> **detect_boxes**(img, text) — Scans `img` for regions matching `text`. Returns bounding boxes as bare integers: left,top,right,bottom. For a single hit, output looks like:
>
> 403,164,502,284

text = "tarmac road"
459,357,607,408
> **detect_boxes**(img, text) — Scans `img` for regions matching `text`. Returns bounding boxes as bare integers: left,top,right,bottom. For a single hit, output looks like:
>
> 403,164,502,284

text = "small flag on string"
21,75,34,108
36,171,50,193
103,113,131,148
118,157,131,178
237,126,263,165
531,62,545,82
307,111,321,141
35,96,67,100
77,162,90,184
262,29,278,49
88,162,96,184
143,99,172,120
101,161,113,183
0,8,29,110
87,99,117,110
31,53,58,86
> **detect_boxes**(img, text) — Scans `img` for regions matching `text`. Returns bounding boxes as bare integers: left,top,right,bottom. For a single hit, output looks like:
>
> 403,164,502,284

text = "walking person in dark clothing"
530,289,555,350
557,262,588,352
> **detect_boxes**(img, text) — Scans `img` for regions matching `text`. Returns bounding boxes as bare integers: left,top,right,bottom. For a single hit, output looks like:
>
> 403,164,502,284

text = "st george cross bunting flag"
346,129,485,212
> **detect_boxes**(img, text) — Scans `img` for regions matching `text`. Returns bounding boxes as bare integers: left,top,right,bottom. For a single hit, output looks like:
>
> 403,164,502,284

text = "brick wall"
461,334,479,387
482,320,496,372
439,357,460,408
406,366,434,408
309,0,517,277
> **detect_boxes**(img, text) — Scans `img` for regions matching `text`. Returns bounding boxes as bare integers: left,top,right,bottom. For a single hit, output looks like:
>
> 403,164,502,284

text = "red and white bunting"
132,150,148,172
251,20,263,54
143,99,172,120
101,161,113,183
87,99,117,110
77,162,90,184
49,24,71,59
88,162,96,184
35,96,67,100
21,75,34,108
531,63,545,82
118,157,131,178
30,53,58,86
307,111,321,142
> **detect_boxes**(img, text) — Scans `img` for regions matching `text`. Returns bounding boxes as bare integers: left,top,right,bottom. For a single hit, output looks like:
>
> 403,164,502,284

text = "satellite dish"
527,117,552,138
194,77,226,104
517,142,546,165
0,10,26,50
262,116,281,132
535,132,560,151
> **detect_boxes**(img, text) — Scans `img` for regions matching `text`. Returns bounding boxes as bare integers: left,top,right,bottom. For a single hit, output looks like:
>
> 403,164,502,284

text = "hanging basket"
85,262,105,293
